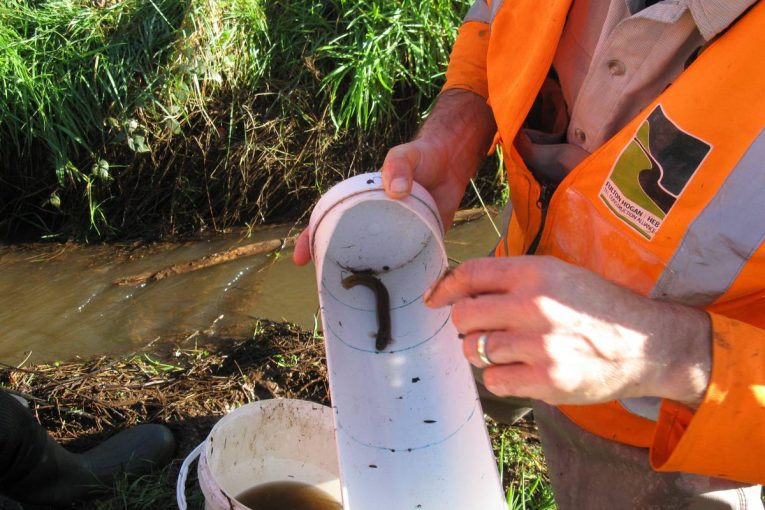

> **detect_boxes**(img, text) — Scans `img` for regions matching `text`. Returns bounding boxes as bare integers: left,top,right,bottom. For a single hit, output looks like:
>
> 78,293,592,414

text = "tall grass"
319,0,462,128
0,0,477,240
1,0,181,172
0,0,193,236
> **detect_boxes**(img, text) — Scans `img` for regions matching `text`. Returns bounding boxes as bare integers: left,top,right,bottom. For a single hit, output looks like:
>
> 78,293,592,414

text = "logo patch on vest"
600,105,711,239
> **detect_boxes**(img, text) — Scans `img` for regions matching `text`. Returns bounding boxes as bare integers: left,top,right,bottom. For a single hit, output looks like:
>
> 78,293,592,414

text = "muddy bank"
0,319,543,509
1,320,328,508
1,320,327,454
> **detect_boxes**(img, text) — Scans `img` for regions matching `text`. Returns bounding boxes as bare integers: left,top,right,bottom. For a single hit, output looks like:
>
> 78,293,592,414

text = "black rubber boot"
0,390,176,507
0,495,22,510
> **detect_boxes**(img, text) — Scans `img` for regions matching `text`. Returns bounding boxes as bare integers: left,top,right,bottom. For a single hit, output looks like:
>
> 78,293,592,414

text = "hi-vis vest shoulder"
444,0,765,484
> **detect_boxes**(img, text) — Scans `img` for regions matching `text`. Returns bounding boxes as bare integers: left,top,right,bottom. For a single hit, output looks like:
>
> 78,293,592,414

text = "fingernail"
423,287,433,304
390,177,409,194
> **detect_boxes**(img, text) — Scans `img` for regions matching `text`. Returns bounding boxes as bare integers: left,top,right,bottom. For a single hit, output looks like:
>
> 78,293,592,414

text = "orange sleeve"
442,21,491,99
650,313,765,484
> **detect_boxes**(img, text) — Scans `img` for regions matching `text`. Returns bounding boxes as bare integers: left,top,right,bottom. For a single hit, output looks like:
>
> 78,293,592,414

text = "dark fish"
341,272,392,351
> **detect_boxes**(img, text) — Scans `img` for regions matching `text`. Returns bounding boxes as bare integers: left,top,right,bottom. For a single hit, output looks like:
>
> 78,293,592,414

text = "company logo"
600,105,711,239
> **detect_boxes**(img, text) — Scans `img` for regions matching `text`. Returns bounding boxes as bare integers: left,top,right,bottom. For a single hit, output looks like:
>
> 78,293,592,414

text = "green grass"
83,461,204,510
0,0,194,237
0,0,479,240
318,0,462,129
491,421,557,510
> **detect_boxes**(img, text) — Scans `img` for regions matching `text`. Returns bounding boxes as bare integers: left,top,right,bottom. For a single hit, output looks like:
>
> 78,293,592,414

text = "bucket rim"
204,398,333,441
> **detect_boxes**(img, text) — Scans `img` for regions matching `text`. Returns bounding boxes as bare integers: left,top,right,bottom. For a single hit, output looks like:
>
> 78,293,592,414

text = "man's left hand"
424,256,712,408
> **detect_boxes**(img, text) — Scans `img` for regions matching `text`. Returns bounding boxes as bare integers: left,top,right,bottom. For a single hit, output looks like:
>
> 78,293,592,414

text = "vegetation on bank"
0,0,502,241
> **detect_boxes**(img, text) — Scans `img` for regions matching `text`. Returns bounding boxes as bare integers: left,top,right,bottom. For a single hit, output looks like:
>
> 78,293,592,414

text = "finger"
291,229,312,266
424,257,525,307
450,292,546,334
451,294,511,333
462,332,539,368
380,144,419,199
483,361,583,405
482,363,549,401
441,211,456,233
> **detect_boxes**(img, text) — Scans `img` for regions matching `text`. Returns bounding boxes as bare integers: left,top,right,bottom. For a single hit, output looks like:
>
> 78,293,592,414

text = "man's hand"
380,137,465,231
381,89,496,229
424,256,713,408
292,89,495,266
291,135,458,266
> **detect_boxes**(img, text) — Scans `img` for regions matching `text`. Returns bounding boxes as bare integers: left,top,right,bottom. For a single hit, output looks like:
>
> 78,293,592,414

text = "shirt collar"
684,0,757,40
629,0,757,40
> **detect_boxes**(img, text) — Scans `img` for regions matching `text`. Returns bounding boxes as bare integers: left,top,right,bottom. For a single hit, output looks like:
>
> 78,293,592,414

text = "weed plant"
0,0,494,241
319,0,462,129
492,421,557,510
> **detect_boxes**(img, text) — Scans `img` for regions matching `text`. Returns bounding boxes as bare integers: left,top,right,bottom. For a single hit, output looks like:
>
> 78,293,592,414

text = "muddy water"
0,217,500,364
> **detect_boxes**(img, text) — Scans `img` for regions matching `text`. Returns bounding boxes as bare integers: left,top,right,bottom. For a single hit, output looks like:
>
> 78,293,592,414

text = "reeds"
0,0,479,240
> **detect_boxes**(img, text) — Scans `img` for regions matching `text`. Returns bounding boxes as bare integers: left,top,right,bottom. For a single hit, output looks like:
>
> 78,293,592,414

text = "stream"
0,216,500,365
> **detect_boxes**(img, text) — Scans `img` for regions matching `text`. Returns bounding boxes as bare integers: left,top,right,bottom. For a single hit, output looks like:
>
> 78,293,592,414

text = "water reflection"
0,217,498,364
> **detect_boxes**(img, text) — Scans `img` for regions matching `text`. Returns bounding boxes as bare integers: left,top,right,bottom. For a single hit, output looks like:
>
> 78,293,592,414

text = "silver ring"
476,334,494,366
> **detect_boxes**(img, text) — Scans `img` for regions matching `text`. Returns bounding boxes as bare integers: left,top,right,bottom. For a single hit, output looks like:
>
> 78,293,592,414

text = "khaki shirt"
520,0,756,184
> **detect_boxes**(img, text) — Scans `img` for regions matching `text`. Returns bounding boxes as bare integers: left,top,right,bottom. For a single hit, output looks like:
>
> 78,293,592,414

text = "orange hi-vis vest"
443,0,765,484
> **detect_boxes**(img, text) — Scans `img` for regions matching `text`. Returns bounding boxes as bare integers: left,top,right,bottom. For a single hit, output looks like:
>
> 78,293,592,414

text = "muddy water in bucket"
195,399,342,510
235,481,341,509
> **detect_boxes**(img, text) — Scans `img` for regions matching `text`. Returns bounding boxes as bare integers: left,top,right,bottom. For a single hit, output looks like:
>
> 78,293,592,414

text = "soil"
0,320,328,457
0,320,337,508
0,318,543,509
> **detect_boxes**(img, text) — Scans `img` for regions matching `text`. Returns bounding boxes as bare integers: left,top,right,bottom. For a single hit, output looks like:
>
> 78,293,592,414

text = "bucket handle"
176,441,205,510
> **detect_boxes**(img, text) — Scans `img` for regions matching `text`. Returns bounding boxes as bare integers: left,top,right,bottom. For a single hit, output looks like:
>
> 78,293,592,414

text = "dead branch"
112,208,487,287
113,236,297,286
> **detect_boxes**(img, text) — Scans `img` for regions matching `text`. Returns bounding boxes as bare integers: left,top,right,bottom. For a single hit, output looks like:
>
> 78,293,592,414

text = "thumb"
380,143,420,200
291,229,312,266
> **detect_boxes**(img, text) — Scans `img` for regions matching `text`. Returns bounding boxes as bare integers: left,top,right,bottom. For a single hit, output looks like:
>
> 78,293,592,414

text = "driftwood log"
113,208,488,287
112,237,297,286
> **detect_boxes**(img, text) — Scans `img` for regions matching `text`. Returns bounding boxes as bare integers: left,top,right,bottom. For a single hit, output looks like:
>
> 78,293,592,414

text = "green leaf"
48,192,61,209
128,134,150,153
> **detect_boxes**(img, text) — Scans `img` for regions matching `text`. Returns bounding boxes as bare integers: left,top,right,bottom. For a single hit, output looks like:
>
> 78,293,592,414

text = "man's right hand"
293,89,495,266
380,137,466,231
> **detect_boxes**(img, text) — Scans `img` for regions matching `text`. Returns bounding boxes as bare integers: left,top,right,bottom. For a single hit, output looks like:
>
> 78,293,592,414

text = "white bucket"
177,399,342,509
308,172,506,509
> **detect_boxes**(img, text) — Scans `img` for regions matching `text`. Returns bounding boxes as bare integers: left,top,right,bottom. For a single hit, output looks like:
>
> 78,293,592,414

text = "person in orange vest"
295,1,764,506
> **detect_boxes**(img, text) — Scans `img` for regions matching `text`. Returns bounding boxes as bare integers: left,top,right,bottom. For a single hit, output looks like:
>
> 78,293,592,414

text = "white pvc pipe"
309,172,506,510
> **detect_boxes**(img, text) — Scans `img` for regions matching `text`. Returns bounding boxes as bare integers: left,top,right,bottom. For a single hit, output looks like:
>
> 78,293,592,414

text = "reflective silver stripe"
650,129,765,307
464,1,491,23
621,130,765,423
464,0,504,24
489,0,505,23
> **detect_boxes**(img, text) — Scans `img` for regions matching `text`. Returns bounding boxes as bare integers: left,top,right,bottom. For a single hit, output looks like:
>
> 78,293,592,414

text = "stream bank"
0,320,547,509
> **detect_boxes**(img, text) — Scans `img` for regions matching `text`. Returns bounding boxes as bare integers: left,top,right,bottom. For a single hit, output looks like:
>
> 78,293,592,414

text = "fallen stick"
113,208,488,287
453,207,487,224
113,237,297,286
